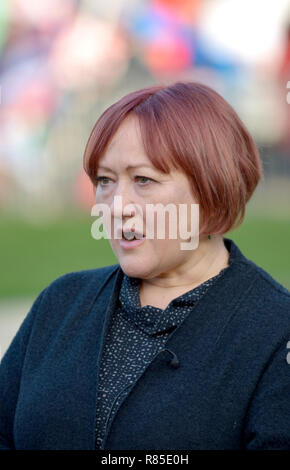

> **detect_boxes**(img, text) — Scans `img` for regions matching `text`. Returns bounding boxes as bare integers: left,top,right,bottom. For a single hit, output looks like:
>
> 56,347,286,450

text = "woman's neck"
139,235,230,309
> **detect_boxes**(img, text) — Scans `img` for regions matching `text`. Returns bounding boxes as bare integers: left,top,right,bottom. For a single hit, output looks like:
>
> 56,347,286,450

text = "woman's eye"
96,176,111,186
135,176,154,185
96,175,154,187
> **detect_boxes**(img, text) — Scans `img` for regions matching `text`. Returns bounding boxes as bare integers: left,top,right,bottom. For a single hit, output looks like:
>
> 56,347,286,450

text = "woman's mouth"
119,230,146,250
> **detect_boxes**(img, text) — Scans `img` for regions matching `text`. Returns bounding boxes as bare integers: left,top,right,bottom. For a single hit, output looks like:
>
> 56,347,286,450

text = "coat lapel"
101,238,259,448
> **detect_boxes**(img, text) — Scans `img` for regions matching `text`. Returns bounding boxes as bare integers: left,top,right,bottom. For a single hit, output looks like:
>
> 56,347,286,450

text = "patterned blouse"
95,264,230,449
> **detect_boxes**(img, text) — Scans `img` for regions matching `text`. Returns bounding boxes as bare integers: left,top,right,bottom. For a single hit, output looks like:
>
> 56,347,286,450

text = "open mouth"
122,230,144,241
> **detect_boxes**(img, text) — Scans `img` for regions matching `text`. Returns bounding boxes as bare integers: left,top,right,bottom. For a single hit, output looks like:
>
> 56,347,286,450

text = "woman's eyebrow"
98,164,157,171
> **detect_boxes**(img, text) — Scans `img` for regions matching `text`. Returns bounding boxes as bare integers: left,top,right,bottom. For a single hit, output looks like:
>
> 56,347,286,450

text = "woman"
0,82,290,450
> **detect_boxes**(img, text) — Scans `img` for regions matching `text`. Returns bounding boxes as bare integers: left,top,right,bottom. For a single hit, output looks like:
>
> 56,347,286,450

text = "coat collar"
99,237,259,449
97,237,257,361
118,262,230,336
106,236,252,307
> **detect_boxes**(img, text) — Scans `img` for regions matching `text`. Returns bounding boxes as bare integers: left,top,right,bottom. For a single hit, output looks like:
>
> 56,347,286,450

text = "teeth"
134,233,143,240
123,231,144,241
123,231,135,241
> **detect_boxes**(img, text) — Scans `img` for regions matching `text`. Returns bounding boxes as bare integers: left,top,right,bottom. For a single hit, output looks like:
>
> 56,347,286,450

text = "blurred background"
0,0,290,357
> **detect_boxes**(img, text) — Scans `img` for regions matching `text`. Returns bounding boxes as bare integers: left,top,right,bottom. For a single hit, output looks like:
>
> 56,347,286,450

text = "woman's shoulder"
11,264,121,353
243,256,290,311
45,264,120,294
237,256,290,340
28,264,121,324
246,257,290,298
225,238,290,339
227,237,289,300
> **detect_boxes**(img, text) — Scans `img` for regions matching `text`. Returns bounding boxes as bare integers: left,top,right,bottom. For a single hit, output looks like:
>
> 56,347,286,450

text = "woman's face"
95,115,200,280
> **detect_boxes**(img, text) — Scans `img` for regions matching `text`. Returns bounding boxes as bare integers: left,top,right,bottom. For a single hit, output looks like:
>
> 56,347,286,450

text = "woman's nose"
110,196,136,219
109,182,136,219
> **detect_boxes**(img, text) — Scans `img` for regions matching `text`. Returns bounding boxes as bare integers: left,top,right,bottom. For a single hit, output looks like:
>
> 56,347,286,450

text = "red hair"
83,82,263,235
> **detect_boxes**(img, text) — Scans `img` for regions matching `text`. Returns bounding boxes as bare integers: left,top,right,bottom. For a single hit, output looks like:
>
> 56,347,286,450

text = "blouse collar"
118,263,230,336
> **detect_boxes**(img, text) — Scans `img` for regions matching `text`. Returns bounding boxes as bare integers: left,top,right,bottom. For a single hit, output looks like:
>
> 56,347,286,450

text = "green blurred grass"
0,211,289,299
0,212,118,299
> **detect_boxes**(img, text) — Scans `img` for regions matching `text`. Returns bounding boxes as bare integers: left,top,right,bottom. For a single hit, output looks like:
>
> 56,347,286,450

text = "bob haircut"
83,81,263,236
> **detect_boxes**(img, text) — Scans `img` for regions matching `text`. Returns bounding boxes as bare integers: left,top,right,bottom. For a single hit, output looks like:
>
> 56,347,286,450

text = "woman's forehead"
98,152,155,172
99,115,184,178
107,115,141,149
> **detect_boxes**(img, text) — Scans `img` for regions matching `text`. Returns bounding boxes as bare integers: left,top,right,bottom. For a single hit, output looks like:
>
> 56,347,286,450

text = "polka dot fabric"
95,264,230,449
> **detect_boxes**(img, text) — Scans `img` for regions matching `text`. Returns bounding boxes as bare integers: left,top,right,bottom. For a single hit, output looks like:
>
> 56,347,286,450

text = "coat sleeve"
243,334,290,450
0,289,47,449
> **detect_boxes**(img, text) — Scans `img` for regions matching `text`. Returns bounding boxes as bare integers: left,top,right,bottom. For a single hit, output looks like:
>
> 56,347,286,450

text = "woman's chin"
118,259,153,279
